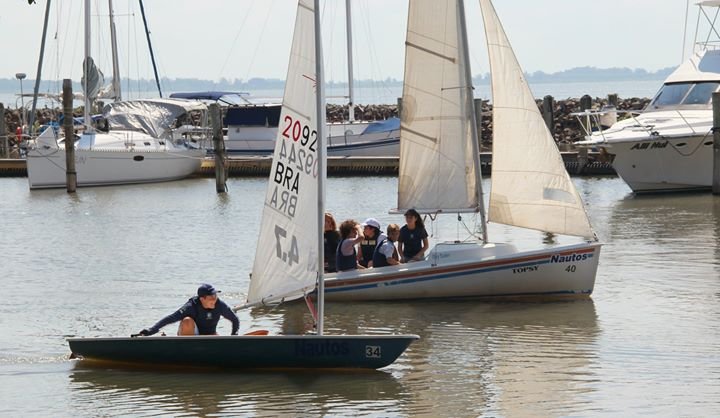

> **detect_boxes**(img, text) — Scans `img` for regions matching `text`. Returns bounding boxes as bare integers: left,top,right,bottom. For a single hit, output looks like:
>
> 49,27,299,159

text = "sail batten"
397,0,480,214
480,0,594,239
248,0,320,305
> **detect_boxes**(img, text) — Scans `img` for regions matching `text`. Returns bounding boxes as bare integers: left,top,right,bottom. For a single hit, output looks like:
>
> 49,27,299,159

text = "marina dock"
1,152,615,178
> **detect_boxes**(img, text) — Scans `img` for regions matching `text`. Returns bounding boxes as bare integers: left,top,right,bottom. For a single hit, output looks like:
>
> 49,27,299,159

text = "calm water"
1,175,719,417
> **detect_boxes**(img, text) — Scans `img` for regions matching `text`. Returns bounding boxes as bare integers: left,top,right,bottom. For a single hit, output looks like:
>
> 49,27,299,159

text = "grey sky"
0,0,693,83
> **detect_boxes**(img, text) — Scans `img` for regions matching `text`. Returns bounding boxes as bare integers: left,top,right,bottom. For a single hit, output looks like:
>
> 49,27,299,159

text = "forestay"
480,0,594,238
397,0,480,213
248,0,320,305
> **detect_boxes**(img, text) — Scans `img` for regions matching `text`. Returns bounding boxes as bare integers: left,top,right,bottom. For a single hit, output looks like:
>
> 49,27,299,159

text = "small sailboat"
323,0,602,301
67,0,417,370
26,0,206,189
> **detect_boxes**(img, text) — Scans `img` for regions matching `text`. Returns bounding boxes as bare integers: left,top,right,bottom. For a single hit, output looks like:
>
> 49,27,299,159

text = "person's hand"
131,329,151,337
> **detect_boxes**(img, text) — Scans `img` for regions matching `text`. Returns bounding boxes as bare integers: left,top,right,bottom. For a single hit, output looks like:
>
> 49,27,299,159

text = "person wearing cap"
357,217,387,268
134,284,240,336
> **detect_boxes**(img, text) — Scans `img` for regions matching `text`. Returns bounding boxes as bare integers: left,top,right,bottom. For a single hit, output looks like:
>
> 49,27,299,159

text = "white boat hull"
26,147,204,189
223,124,400,157
599,135,714,193
324,241,601,301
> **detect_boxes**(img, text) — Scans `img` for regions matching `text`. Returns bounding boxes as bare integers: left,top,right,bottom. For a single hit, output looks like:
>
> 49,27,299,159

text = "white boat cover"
480,0,594,238
664,49,720,83
248,0,319,305
103,99,207,139
396,0,480,213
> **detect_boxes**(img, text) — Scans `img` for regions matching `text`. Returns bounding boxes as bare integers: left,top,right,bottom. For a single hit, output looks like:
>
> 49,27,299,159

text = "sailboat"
26,0,206,189
323,0,602,301
67,0,417,370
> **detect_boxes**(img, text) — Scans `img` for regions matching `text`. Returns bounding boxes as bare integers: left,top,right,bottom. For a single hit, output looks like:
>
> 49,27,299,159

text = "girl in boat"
336,219,365,271
324,212,340,273
399,209,429,263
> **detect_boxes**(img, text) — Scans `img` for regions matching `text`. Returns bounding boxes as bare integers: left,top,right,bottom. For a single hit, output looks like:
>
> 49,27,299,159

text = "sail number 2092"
282,115,317,152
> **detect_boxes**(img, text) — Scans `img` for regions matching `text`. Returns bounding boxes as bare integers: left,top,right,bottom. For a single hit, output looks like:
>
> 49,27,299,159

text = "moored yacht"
577,1,720,193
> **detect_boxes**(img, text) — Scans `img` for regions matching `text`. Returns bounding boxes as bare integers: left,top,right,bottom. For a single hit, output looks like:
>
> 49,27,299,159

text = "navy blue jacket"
146,296,240,335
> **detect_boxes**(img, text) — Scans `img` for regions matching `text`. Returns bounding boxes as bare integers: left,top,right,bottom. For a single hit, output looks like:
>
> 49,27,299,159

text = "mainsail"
248,0,320,305
397,0,481,213
479,0,594,238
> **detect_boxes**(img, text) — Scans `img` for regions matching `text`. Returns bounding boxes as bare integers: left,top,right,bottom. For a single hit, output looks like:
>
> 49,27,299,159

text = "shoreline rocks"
3,97,652,146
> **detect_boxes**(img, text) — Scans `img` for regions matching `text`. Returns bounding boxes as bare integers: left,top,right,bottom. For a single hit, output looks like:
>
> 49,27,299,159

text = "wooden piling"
63,79,77,192
209,103,227,193
542,95,554,133
576,94,592,174
0,103,7,158
713,92,720,194
607,93,618,107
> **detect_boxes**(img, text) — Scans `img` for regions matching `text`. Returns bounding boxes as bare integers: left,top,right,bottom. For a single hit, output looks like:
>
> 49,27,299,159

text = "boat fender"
15,126,22,143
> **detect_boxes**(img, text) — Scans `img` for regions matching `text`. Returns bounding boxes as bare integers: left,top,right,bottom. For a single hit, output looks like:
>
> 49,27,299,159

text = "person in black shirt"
399,209,429,262
324,212,341,273
134,284,239,336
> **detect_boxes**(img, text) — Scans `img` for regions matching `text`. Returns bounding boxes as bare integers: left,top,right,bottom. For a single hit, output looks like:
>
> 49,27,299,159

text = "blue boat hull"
68,334,418,370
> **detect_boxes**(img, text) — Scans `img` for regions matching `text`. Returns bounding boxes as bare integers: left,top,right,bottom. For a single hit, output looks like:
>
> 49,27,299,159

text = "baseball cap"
361,218,381,229
198,283,221,297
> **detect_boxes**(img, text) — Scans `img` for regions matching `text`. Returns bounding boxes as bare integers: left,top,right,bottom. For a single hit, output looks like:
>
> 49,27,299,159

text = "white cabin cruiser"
577,1,720,193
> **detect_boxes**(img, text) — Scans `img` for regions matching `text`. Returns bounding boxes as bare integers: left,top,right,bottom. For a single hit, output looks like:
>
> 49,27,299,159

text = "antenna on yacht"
682,0,690,62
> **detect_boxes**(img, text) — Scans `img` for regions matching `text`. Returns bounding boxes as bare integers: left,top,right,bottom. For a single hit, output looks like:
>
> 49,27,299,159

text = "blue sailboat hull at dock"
67,334,419,370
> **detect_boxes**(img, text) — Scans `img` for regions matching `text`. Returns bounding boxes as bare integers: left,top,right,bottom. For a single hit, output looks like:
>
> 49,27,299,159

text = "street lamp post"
15,73,27,130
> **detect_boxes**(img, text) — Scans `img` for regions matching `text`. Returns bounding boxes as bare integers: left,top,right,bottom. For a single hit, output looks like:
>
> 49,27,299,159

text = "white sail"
248,0,320,305
479,0,594,238
397,0,480,213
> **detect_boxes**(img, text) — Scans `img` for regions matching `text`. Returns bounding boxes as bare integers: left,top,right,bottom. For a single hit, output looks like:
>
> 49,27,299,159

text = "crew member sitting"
358,217,386,268
372,223,401,268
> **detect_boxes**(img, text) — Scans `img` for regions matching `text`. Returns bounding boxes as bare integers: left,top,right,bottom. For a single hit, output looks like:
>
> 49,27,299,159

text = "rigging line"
242,0,278,86
216,2,257,83
357,0,392,98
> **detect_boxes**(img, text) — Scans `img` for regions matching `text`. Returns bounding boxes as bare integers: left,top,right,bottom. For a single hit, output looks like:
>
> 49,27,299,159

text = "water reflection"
70,364,406,417
262,300,599,417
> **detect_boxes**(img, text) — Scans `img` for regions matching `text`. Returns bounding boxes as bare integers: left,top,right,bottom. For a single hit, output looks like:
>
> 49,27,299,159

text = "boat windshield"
648,81,720,109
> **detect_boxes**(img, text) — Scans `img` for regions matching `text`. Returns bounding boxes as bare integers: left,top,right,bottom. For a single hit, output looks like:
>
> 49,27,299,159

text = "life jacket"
336,238,357,271
372,237,391,268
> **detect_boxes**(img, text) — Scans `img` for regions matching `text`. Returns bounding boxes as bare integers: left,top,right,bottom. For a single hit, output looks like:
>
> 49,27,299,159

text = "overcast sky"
0,0,699,83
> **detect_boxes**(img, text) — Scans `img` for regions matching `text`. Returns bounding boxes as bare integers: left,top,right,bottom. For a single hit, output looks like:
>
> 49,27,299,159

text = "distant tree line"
0,66,675,93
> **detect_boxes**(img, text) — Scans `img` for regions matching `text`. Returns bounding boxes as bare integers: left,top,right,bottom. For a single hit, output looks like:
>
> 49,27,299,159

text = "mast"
108,0,122,101
314,0,326,335
83,0,93,133
458,0,488,242
345,0,354,122
138,0,163,97
29,0,52,134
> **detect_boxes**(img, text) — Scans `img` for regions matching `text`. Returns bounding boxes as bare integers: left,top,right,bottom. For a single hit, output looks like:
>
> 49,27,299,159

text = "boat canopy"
103,99,207,139
665,49,720,83
697,1,720,7
362,117,400,134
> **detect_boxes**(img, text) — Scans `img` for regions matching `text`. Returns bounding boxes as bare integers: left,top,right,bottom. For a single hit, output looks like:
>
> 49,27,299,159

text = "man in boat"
372,223,401,268
134,284,239,336
357,218,386,268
